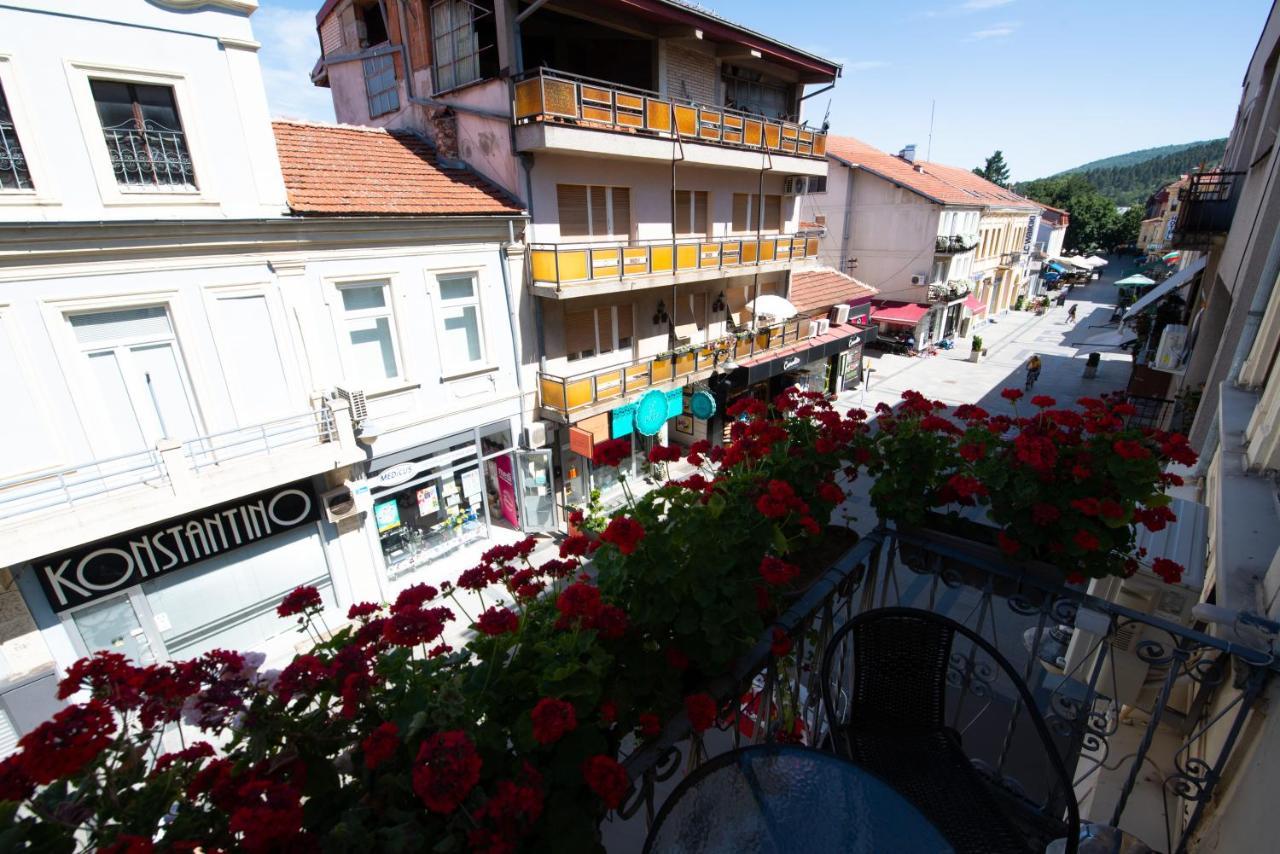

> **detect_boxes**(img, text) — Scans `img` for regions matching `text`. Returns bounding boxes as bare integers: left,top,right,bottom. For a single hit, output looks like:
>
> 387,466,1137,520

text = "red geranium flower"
592,438,632,468
599,516,645,555
530,698,577,745
1073,529,1101,552
556,581,602,627
1031,503,1061,525
277,585,321,617
475,607,519,637
758,556,799,586
582,755,630,809
647,443,682,463
1030,395,1056,408
391,583,439,615
997,531,1021,556
16,700,116,785
559,534,591,558
592,604,629,640
958,443,986,462
347,602,380,620
684,693,718,732
362,721,400,770
638,713,662,739
1113,439,1151,461
1070,497,1101,516
1000,388,1024,402
600,701,618,724
1099,499,1126,520
382,606,452,647
770,627,793,657
818,482,845,504
413,731,482,813
1152,557,1184,584
797,515,822,536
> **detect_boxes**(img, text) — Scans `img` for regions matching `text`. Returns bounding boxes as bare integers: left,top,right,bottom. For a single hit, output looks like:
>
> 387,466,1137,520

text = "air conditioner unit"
333,386,368,422
910,274,926,286
1151,324,1189,373
829,304,852,325
523,423,548,449
1061,498,1207,709
782,176,809,195
807,318,830,337
321,482,372,523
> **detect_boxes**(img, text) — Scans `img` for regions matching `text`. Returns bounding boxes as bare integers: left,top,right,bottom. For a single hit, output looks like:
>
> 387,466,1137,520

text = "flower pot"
968,350,982,363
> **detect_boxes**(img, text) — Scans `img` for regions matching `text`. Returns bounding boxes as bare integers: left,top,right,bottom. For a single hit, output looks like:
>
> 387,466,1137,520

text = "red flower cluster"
592,438,632,468
382,606,453,648
475,606,519,637
362,721,400,770
684,693,718,732
530,698,577,745
413,731,482,813
469,764,545,852
755,479,808,520
276,585,322,617
647,443,682,463
1000,388,1024,401
581,755,630,809
15,700,116,785
758,556,800,586
818,481,845,505
770,627,793,657
599,515,645,555
1152,557,1184,584
638,713,662,739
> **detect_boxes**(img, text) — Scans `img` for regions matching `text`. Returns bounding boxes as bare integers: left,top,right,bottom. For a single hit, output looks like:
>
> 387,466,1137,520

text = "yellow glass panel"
723,131,743,145
539,375,567,411
756,331,770,349
624,364,651,391
722,241,741,265
782,125,798,140
764,124,781,150
697,346,715,369
514,78,544,119
543,79,579,118
581,85,612,104
556,249,589,282
759,240,776,262
565,377,594,410
675,244,698,270
651,245,674,273
700,243,720,266
736,338,752,359
775,238,792,260
530,249,559,284
741,241,758,263
646,100,672,132
617,111,643,128
798,129,814,143
595,370,622,401
723,114,743,130
582,105,613,123
591,248,621,279
744,120,763,147
651,357,674,383
623,247,649,275
813,134,827,157
674,351,695,376
806,237,819,257
674,104,698,136
616,93,643,110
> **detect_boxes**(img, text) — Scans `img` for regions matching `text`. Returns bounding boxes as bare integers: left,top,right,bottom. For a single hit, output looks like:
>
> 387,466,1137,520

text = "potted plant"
969,335,984,362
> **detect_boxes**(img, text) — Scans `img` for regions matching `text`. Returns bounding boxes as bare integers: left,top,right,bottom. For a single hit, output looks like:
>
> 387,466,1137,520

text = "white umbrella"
1081,327,1137,347
744,294,799,320
1086,255,1109,267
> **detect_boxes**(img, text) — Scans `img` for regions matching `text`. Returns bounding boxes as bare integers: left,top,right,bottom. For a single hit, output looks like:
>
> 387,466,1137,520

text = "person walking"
1067,304,1078,323
1025,354,1043,390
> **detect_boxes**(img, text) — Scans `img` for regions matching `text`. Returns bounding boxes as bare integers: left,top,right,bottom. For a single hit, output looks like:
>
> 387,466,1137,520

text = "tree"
1017,174,1124,252
973,150,1011,188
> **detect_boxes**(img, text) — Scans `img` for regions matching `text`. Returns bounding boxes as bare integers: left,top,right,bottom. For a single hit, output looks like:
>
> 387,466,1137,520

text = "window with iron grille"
0,81,32,191
90,80,195,189
429,0,495,93
363,53,399,118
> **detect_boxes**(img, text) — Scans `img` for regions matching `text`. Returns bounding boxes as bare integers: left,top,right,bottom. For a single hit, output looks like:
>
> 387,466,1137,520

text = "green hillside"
1020,138,1227,208
1054,140,1223,175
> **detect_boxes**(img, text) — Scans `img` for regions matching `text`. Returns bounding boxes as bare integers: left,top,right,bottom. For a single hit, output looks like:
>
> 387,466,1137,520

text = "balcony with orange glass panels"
528,234,820,297
512,69,829,176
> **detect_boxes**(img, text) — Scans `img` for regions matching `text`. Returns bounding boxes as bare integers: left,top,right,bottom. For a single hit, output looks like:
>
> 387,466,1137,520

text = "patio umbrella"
1162,251,1181,261
1114,274,1156,289
744,294,799,319
1086,255,1109,267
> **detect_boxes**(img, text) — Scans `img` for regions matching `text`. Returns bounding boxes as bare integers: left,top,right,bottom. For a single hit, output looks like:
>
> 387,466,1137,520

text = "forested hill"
1023,138,1227,208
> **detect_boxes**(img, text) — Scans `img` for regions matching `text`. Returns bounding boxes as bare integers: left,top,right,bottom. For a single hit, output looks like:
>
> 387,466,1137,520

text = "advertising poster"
416,485,440,517
374,499,401,533
495,453,519,527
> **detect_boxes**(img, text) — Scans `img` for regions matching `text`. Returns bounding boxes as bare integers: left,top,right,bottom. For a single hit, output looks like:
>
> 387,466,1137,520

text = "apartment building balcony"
538,317,809,419
528,234,820,297
512,68,828,176
999,250,1025,267
934,234,979,254
1172,172,1244,250
926,280,972,303
0,400,363,570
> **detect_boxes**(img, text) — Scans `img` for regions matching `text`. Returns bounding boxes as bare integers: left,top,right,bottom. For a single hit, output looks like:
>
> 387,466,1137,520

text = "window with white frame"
0,80,33,191
436,274,486,372
337,282,402,388
89,80,195,189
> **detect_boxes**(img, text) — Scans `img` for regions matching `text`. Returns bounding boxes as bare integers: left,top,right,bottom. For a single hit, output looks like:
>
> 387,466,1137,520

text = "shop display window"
376,462,487,579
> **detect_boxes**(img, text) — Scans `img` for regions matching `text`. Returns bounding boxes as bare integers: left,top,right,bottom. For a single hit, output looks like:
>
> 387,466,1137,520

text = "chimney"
900,144,917,163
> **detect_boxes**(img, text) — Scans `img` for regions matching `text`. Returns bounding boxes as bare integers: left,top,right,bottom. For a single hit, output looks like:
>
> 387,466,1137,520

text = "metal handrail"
184,409,336,471
512,67,826,160
0,449,166,521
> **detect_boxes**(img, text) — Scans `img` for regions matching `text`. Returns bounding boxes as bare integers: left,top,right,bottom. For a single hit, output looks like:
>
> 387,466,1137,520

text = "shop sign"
568,426,595,458
690,390,716,420
36,480,320,613
374,463,416,489
635,389,669,437
782,356,803,370
495,454,519,527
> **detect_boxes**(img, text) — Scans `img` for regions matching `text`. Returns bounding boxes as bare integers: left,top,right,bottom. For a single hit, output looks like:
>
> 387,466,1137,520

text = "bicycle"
1025,368,1040,391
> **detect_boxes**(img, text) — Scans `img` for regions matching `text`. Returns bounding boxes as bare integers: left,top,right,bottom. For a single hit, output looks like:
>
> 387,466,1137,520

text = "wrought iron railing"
936,234,979,254
539,317,810,416
0,86,32,191
101,118,196,189
1172,172,1244,249
1000,250,1025,267
609,527,1277,854
528,234,819,288
512,68,827,160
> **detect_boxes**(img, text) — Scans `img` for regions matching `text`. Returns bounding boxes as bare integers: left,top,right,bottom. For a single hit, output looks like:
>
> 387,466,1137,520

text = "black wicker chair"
819,607,1080,854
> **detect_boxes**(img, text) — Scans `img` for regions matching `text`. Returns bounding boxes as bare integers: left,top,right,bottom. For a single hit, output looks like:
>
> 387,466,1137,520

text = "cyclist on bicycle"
1025,354,1042,390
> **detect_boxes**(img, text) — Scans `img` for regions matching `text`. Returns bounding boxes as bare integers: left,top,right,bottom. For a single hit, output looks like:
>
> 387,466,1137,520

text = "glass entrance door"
71,595,159,665
516,449,556,533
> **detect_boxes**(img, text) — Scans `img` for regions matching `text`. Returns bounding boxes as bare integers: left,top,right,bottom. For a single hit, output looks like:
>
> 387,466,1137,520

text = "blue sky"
254,0,1271,179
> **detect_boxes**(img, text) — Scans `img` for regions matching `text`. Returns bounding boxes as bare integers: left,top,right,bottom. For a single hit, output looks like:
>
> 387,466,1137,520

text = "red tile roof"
271,120,523,217
789,268,878,314
825,136,1038,211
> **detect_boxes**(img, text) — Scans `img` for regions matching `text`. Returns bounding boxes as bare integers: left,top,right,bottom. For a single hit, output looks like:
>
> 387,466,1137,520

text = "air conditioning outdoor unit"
829,304,852,325
807,318,830,337
333,386,368,422
910,274,926,286
782,176,809,195
321,481,373,523
523,423,548,449
1151,324,1189,373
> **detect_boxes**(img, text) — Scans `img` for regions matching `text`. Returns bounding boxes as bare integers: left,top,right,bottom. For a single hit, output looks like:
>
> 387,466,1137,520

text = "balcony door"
69,306,201,456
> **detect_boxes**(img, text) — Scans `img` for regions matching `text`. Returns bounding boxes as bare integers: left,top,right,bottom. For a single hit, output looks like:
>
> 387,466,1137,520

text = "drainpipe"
748,151,772,359
499,218,531,448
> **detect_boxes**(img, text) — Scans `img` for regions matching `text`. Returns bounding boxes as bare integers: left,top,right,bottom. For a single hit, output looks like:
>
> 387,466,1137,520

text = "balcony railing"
1000,250,1025,267
1172,172,1244,250
935,234,979,254
927,280,972,302
611,527,1278,854
539,317,810,416
512,68,827,160
529,234,819,288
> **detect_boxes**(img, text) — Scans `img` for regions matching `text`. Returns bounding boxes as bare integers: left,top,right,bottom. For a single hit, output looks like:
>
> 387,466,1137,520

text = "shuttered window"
557,184,631,239
762,194,782,232
731,193,782,233
565,309,596,358
565,305,633,361
732,193,750,233
674,293,706,342
675,190,709,236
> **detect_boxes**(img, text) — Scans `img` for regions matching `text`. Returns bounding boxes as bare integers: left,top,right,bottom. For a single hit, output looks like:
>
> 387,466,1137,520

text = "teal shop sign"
635,389,670,436
690,390,717,420
611,403,637,439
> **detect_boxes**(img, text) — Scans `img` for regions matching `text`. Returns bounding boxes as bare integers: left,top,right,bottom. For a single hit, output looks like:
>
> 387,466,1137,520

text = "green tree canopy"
973,150,1011,188
1017,174,1141,252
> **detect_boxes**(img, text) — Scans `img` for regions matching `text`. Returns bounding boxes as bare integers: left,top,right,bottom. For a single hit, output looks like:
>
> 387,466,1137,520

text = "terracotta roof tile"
825,136,1038,211
271,120,523,217
789,268,878,314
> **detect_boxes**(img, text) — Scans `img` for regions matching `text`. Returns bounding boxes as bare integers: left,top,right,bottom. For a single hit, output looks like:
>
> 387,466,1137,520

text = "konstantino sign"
36,480,320,612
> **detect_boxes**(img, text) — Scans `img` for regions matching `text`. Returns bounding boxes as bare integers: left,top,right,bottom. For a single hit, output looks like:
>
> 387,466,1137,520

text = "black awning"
729,328,866,387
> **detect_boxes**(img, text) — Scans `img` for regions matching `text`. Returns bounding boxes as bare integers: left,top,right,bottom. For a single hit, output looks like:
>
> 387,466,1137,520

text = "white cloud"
253,6,336,122
969,22,1019,39
960,0,1015,10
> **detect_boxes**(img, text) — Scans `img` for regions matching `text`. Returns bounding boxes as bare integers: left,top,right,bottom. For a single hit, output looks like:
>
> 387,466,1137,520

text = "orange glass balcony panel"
590,247,621,279
759,240,777,262
813,135,827,156
616,93,643,111
556,249,590,283
674,105,698,137
539,375,567,411
624,363,651,391
646,99,672,133
775,238,792,261
651,245,674,273
806,237,819,257
530,249,559,284
565,377,595,410
674,351,695,376
675,244,699,271
741,240,758,264
651,356,674,383
542,79,579,118
722,240,742,265
744,120,763,147
764,124,781,150
595,370,623,402
698,109,722,141
699,243,720,266
756,330,771,349
623,247,649,275
582,105,613,123
736,337,753,359
581,85,612,104
514,78,544,119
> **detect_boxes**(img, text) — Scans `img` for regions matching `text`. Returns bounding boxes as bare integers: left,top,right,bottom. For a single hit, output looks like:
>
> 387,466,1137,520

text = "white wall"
842,170,939,301
0,1,287,222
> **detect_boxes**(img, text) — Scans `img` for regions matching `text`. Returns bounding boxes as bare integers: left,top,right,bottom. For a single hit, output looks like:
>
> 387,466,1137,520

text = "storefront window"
375,460,487,580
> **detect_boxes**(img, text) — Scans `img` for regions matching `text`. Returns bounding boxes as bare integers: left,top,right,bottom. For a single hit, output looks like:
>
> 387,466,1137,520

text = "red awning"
962,295,987,314
870,303,930,327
